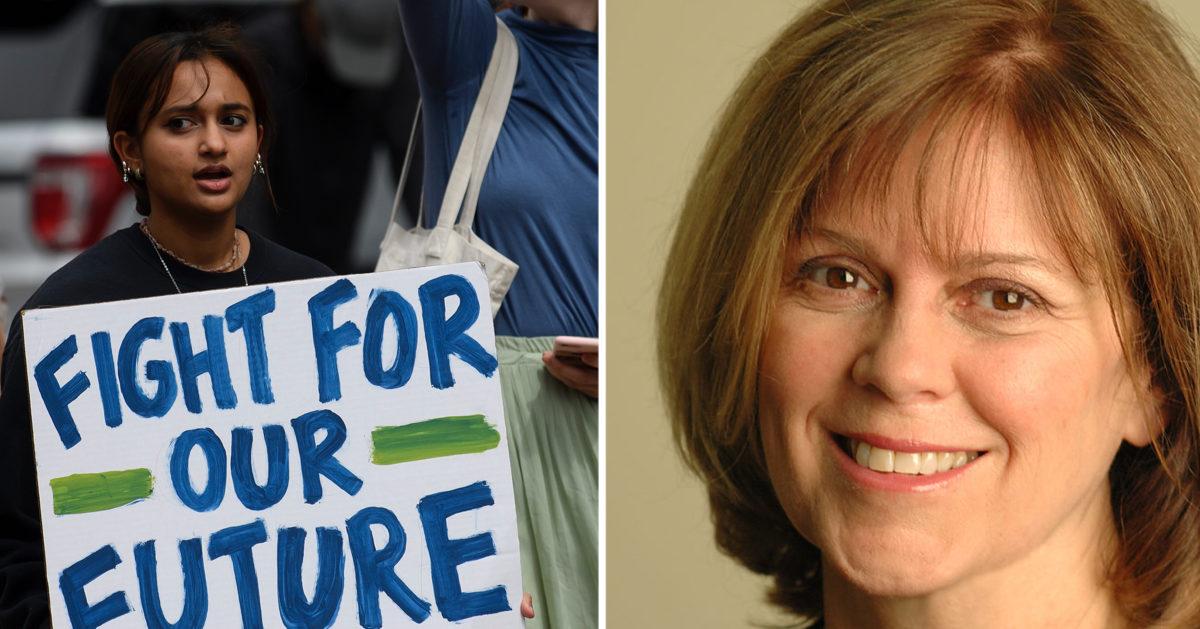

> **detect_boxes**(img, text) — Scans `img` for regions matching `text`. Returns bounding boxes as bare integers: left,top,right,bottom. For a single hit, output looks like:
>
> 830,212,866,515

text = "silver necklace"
141,223,249,294
140,218,240,272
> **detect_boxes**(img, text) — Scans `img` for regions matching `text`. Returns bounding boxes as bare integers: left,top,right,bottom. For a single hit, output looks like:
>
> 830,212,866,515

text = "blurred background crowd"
0,0,476,343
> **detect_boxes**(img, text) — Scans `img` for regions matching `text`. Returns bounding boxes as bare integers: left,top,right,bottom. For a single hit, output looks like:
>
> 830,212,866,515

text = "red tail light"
30,153,126,250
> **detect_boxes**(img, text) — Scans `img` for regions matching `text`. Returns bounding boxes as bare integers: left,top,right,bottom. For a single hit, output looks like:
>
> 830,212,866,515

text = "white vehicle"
0,4,139,335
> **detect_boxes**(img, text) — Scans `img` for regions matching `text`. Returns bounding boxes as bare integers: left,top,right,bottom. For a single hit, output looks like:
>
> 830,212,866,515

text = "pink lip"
841,432,982,454
195,177,231,193
829,431,981,493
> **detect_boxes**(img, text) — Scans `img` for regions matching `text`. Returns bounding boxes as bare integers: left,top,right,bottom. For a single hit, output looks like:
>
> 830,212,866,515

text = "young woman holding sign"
0,26,533,626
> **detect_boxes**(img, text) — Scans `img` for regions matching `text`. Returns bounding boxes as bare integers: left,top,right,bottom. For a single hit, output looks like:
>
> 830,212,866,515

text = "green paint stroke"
372,415,500,465
50,468,154,516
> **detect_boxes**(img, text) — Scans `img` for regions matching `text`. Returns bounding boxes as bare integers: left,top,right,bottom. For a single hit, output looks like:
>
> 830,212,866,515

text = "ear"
1122,383,1166,448
256,124,264,155
112,131,141,168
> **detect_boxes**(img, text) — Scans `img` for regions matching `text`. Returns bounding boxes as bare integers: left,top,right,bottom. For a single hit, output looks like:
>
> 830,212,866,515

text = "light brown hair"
658,0,1200,625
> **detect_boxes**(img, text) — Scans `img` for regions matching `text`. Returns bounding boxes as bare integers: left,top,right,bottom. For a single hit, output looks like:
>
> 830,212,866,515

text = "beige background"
606,1,1200,627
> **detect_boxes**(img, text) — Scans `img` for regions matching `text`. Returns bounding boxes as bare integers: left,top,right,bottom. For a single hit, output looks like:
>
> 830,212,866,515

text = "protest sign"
22,263,523,628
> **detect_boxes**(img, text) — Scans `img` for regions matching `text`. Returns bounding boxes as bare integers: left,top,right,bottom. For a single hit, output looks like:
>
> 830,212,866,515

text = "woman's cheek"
759,309,860,497
957,334,1092,461
762,307,860,399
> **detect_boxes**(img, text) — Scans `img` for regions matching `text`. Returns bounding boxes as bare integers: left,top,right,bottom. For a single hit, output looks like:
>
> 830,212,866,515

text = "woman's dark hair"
104,23,274,216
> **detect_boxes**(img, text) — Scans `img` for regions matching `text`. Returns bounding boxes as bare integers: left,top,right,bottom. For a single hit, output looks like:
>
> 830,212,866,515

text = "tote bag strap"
458,19,518,229
437,17,518,230
385,17,518,233
386,99,424,229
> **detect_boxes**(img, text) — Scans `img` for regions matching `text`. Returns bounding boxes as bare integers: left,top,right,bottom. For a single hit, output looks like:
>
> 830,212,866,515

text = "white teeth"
855,441,871,467
893,452,921,474
919,452,938,475
847,438,979,476
868,447,894,473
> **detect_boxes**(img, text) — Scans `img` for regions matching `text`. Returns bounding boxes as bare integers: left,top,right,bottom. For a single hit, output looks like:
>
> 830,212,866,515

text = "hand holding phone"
552,336,599,367
544,336,599,398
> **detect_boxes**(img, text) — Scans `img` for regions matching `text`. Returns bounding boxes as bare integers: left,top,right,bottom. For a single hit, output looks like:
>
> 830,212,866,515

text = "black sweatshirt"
0,225,333,628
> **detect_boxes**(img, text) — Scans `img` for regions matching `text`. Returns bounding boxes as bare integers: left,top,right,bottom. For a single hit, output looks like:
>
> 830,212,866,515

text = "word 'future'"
62,481,507,628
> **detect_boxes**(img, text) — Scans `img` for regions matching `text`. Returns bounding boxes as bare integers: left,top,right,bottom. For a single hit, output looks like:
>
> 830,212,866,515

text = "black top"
0,224,333,628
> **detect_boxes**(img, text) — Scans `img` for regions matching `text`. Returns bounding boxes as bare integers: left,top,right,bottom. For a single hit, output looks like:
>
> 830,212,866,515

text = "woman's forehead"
805,116,1080,274
151,58,251,119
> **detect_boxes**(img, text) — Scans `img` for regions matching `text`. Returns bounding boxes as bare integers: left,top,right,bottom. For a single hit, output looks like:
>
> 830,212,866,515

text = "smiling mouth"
834,434,984,476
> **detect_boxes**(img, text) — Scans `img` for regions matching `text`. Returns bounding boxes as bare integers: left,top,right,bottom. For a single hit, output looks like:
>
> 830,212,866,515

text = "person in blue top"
394,1,598,627
403,0,598,341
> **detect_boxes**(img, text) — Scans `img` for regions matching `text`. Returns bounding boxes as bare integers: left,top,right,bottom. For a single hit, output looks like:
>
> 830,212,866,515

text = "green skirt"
498,337,598,628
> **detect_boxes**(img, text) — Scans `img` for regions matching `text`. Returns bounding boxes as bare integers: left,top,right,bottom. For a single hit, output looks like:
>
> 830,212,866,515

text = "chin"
193,191,243,216
832,560,959,598
818,523,970,598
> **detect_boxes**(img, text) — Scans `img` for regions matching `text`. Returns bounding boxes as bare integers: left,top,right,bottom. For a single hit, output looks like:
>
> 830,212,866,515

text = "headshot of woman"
651,0,1200,627
0,25,335,626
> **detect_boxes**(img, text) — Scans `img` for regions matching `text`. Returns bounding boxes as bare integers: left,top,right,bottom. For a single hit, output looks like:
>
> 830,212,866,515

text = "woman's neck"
144,210,240,271
523,2,598,32
822,491,1126,629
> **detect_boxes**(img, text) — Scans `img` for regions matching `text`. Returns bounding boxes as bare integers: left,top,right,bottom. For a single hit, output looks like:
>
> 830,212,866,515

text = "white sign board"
22,263,523,628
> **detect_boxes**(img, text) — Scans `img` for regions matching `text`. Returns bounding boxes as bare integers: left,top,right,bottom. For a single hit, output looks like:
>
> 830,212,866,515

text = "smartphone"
553,336,599,367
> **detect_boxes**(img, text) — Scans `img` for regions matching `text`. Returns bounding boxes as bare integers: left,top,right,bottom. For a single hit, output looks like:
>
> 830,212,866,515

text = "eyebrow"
803,226,1062,274
159,102,251,116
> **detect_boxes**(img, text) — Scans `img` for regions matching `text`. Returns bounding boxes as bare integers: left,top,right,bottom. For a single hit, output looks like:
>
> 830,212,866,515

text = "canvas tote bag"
376,17,519,316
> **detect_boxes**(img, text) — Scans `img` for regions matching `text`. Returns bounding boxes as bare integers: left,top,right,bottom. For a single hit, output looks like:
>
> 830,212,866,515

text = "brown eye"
990,290,1026,311
796,260,874,296
826,267,859,289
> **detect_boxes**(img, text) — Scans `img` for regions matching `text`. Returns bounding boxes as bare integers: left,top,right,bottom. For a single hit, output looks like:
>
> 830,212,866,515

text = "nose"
851,301,956,404
199,122,227,157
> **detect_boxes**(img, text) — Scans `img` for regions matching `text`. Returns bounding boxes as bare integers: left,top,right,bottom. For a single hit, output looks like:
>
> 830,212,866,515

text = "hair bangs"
795,36,1120,293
